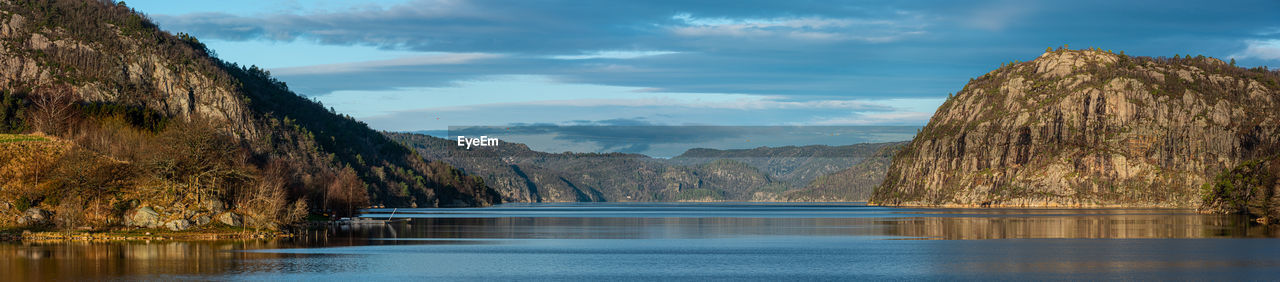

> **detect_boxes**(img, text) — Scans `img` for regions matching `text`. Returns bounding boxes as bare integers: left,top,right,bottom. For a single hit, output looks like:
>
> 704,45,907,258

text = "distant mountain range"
388,132,904,202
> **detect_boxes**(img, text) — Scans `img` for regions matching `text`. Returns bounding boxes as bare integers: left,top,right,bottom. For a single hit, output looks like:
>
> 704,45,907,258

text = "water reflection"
0,240,294,280
356,204,1278,240
1,203,1278,280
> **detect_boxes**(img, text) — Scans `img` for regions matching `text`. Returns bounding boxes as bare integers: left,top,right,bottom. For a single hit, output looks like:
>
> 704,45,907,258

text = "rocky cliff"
0,1,498,230
871,48,1280,207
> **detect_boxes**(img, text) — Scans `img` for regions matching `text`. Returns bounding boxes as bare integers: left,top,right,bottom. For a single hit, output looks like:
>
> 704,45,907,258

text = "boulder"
126,206,163,228
164,219,191,231
201,198,226,213
216,212,242,227
194,215,212,226
16,208,51,225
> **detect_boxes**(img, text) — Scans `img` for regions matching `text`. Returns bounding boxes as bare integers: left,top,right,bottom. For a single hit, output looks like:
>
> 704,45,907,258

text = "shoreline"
865,201,1193,209
1,227,292,243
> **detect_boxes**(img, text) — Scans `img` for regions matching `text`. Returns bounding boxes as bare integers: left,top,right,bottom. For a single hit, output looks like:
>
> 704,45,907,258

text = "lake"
3,202,1279,280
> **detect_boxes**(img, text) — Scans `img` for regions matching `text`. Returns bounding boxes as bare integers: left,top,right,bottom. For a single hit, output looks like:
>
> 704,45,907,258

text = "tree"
327,165,369,217
150,119,249,204
30,85,77,136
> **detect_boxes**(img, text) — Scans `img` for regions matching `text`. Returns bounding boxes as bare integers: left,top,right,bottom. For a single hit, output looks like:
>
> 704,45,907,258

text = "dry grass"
0,133,50,143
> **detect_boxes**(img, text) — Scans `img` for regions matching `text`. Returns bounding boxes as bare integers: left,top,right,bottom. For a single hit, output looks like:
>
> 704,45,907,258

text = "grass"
0,133,49,143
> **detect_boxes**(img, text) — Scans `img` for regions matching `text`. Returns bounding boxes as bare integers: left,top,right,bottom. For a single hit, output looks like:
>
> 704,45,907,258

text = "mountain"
783,143,904,202
388,132,901,202
0,0,497,230
871,48,1280,208
668,143,898,187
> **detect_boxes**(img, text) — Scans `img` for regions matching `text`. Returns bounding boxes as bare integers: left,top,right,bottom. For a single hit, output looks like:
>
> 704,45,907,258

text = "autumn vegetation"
0,0,498,231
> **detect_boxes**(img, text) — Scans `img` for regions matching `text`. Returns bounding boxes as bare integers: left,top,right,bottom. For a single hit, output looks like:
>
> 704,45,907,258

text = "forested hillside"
0,0,497,231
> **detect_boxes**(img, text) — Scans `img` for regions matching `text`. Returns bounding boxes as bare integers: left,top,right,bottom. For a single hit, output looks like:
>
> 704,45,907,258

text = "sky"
121,0,1280,152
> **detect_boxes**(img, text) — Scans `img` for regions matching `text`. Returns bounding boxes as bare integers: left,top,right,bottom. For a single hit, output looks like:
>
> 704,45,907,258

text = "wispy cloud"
439,96,895,112
548,50,681,60
1232,39,1280,61
134,0,1280,131
667,13,927,43
272,52,502,75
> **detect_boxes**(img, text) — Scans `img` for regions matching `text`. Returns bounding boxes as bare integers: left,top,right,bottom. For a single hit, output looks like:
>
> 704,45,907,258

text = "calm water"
4,202,1280,280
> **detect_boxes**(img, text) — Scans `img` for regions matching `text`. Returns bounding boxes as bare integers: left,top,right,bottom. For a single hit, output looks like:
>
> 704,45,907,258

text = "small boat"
332,208,409,225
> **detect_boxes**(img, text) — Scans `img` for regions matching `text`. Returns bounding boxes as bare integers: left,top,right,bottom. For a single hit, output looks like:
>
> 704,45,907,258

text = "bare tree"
30,85,77,136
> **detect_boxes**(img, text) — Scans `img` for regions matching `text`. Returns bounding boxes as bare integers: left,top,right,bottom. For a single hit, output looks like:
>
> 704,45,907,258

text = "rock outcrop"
125,207,163,228
16,208,49,226
871,49,1280,207
216,212,242,227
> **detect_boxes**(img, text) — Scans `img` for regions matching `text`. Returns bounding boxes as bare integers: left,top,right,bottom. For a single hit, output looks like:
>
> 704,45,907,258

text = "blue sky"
125,0,1280,133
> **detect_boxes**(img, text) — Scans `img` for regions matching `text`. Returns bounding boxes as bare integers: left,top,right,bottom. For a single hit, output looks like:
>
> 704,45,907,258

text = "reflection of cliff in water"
0,240,296,280
2,206,1279,280
878,210,1278,239
343,209,1280,241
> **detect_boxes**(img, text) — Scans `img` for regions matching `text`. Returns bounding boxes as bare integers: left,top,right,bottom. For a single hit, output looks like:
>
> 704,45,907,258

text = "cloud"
498,96,895,111
548,51,681,60
353,91,933,133
269,51,968,98
808,111,935,126
144,0,1280,120
272,52,502,75
153,1,931,52
666,13,926,43
1232,39,1280,61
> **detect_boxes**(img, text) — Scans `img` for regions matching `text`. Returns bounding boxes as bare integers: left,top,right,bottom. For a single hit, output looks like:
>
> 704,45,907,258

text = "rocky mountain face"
872,48,1280,207
0,1,497,230
388,132,901,202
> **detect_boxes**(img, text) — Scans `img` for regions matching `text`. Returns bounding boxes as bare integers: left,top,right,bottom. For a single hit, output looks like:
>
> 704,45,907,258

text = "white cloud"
1232,39,1280,61
808,111,934,126
548,50,681,60
490,96,892,111
271,52,501,75
666,13,926,43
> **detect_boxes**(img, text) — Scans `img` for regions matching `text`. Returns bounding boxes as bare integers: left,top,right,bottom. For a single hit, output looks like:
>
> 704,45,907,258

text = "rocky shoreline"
1,227,289,243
